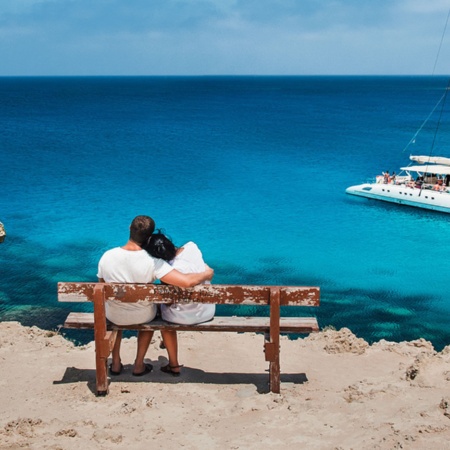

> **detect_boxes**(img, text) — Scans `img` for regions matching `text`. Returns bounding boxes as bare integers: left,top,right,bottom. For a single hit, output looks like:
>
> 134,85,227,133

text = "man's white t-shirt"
97,247,173,325
161,241,215,325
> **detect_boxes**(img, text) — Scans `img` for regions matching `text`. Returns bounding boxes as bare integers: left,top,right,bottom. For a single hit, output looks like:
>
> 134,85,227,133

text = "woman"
144,231,215,376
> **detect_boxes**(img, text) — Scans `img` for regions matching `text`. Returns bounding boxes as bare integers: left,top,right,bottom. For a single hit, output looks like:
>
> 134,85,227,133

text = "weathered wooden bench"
57,282,320,395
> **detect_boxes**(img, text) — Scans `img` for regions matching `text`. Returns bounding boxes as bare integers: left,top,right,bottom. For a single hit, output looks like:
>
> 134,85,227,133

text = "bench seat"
64,312,319,333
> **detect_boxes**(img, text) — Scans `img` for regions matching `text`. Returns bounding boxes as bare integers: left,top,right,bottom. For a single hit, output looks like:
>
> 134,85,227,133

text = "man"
97,215,214,376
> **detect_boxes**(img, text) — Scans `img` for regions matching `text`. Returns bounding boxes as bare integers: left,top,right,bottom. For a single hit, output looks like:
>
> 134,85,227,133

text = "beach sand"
0,321,449,449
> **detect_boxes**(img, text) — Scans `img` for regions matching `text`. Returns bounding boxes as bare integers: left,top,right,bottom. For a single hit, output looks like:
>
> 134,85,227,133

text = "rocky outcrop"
0,222,5,243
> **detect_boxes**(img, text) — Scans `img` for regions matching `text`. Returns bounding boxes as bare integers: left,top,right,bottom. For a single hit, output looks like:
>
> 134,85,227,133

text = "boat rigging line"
402,8,450,155
429,77,450,161
418,7,450,197
418,77,450,197
432,7,450,75
405,7,450,197
401,90,447,154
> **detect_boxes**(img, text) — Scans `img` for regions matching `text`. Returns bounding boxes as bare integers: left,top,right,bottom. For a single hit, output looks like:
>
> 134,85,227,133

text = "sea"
1,75,450,350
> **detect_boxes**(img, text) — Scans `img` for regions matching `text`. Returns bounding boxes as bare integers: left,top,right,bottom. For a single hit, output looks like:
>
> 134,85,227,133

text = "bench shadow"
54,365,308,395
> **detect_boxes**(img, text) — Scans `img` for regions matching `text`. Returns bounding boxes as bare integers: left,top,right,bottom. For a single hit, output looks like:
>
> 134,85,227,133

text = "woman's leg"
160,329,181,372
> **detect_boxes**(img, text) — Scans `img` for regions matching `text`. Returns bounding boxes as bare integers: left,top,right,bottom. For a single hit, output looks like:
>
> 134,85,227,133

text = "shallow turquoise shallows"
1,76,449,350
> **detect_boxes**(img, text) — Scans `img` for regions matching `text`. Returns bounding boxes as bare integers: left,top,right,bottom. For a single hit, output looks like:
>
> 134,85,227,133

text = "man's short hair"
129,215,155,246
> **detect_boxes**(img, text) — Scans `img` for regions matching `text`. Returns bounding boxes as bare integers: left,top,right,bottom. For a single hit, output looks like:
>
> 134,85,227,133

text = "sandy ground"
0,321,449,449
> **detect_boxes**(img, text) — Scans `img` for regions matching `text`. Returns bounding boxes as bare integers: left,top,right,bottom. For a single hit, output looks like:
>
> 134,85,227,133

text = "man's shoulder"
100,247,122,258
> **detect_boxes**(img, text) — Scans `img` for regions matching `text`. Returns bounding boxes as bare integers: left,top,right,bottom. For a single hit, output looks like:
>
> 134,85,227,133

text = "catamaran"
346,155,450,214
346,8,450,215
346,74,450,215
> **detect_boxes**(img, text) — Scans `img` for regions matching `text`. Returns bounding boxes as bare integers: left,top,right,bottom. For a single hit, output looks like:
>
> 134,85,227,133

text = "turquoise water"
1,76,449,349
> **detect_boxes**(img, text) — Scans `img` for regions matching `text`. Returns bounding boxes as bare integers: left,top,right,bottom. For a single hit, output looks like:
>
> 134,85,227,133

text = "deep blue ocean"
1,76,450,350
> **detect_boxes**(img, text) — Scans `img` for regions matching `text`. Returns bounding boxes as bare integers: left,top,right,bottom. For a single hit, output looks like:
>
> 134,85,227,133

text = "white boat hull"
346,183,450,214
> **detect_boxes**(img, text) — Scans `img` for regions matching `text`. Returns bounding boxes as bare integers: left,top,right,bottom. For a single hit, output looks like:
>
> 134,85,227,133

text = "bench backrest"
58,282,320,306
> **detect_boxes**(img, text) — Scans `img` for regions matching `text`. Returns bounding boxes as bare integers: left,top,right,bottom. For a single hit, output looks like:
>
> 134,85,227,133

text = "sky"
1,0,450,76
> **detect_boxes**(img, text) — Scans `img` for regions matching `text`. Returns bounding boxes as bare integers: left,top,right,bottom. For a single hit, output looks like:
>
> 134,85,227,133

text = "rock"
0,222,5,243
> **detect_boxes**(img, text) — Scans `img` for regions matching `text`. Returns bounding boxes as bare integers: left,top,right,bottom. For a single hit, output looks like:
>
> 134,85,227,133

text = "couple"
97,215,215,377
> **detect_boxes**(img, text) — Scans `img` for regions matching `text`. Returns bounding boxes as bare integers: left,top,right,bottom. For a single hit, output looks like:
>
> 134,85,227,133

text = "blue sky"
1,0,450,76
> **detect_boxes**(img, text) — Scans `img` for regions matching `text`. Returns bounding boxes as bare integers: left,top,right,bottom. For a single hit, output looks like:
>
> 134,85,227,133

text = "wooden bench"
57,282,320,395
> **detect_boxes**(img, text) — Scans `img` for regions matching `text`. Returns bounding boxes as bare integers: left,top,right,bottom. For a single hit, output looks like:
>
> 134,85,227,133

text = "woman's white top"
161,241,215,325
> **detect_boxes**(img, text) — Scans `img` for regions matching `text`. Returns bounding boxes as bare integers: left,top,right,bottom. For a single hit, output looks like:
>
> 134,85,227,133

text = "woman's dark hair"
144,230,177,261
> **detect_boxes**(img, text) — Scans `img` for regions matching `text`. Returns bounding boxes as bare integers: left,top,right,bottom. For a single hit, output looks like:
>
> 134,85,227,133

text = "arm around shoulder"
160,265,214,288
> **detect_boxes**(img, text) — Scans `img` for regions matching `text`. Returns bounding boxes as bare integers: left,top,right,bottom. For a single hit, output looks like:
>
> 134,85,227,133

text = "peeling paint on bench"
58,283,320,306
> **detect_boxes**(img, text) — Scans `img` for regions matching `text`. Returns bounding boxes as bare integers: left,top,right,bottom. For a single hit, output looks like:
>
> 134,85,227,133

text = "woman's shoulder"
180,241,202,252
180,241,203,258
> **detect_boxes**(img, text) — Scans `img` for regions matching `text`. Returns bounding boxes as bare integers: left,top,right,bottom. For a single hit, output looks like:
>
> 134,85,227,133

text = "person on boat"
144,231,215,376
97,215,214,377
437,179,448,192
415,176,424,189
383,171,390,184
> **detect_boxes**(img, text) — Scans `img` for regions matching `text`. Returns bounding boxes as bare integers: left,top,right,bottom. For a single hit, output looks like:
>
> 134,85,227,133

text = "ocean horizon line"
1,74,450,79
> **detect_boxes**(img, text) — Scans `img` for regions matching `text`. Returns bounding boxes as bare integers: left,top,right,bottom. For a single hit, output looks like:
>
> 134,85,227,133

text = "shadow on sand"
54,364,308,395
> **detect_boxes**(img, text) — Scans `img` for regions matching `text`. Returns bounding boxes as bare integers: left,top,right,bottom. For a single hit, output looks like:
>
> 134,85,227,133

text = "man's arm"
160,265,214,288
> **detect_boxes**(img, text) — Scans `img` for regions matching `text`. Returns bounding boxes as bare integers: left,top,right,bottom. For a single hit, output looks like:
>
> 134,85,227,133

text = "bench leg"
265,334,280,394
95,351,109,396
94,330,117,395
265,287,281,394
269,347,280,394
93,285,114,396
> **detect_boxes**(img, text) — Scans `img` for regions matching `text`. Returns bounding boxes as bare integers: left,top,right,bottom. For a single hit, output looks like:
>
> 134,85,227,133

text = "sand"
0,321,449,449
